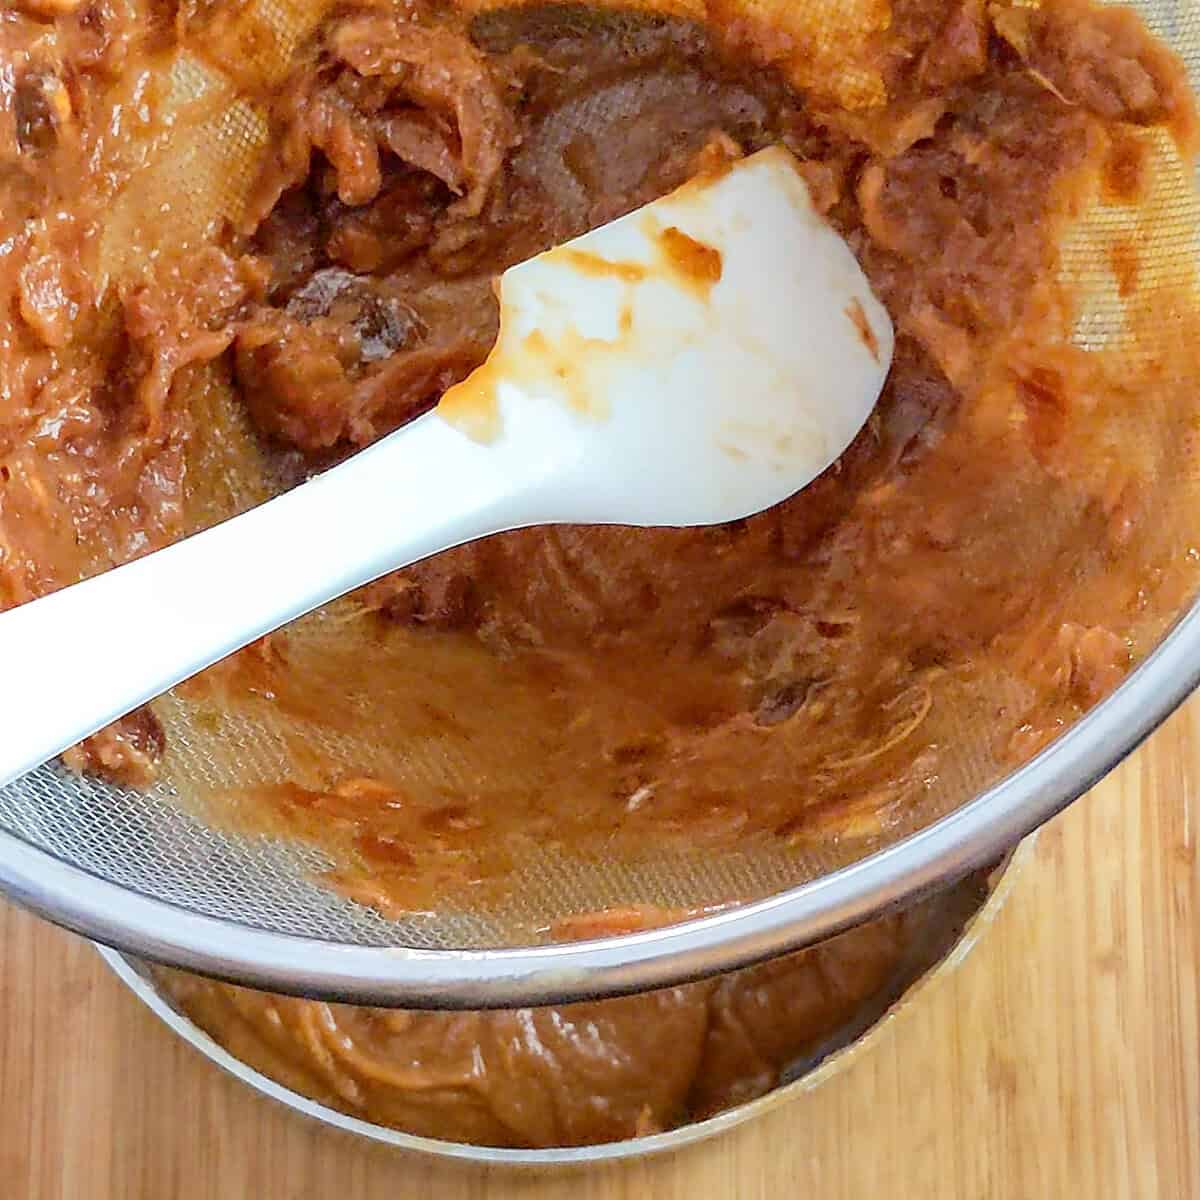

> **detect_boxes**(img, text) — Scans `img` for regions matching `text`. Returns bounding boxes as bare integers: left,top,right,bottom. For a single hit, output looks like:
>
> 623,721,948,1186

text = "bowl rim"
5,605,1198,1007
93,841,1028,1166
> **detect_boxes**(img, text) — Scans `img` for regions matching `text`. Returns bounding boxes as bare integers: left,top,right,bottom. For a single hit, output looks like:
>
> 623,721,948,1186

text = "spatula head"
437,147,895,527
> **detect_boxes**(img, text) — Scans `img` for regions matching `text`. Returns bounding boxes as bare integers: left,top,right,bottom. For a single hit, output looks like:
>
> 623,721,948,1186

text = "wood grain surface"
2,694,1199,1199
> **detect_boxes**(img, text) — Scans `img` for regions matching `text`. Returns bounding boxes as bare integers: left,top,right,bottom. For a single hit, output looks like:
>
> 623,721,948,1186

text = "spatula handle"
0,413,526,789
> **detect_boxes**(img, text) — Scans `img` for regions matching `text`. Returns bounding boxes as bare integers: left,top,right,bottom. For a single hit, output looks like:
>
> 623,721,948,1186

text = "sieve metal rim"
0,603,1195,1007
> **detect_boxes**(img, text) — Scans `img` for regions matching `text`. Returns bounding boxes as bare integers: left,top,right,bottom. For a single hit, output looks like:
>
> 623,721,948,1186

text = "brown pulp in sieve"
2,0,1200,911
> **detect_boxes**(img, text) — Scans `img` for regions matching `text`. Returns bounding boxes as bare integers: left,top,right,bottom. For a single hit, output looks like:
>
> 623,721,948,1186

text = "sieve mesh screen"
2,0,1199,959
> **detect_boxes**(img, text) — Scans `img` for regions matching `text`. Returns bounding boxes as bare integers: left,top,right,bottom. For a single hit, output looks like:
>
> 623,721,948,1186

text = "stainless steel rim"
7,603,1200,1007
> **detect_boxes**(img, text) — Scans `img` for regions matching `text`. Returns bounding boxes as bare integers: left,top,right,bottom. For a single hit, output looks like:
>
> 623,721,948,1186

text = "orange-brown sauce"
655,224,723,291
158,870,992,1148
845,296,881,363
557,250,649,283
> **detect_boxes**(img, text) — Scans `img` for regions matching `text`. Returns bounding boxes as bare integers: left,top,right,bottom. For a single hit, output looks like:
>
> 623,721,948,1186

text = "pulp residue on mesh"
1,0,1200,935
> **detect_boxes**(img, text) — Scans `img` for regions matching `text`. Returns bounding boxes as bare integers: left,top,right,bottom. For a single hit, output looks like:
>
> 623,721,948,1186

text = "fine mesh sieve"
1,0,1200,1007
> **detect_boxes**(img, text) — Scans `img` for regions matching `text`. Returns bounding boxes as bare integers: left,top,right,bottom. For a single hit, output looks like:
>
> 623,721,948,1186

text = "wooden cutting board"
2,694,1199,1200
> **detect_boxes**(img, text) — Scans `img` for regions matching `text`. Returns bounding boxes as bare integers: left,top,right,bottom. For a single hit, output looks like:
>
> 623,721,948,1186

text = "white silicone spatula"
0,146,893,789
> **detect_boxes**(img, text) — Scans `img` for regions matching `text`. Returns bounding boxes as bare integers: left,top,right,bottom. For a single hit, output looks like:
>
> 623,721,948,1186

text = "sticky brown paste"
157,874,991,1148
